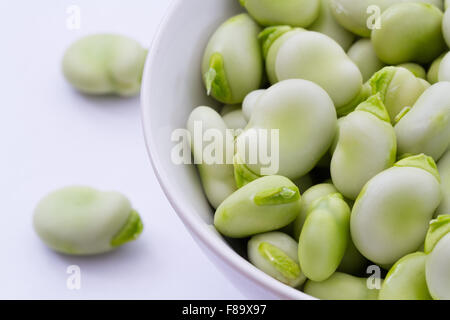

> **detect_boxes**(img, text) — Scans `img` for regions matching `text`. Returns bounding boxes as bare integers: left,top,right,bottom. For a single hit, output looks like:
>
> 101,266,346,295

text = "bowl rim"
140,0,314,300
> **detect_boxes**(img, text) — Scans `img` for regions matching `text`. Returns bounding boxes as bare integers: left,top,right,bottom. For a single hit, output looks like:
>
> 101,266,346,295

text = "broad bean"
187,106,236,208
351,154,441,265
371,3,446,64
331,94,397,200
274,31,364,114
347,39,385,82
424,215,450,299
379,252,432,300
436,149,450,216
395,82,450,161
309,0,355,51
248,232,306,287
33,186,143,255
369,66,430,122
202,14,263,104
62,34,147,96
304,272,380,300
235,79,337,180
214,176,301,238
298,193,351,281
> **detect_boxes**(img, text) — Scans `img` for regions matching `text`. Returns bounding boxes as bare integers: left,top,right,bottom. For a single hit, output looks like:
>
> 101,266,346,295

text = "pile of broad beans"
187,0,450,300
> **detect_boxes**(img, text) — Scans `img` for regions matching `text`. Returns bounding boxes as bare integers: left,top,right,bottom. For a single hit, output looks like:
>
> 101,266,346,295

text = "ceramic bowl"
141,0,313,300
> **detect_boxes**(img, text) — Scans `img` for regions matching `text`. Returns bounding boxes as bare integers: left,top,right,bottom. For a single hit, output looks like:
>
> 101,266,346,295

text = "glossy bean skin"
261,27,305,85
187,106,237,209
304,272,380,300
214,176,301,238
33,186,143,255
397,63,427,79
443,8,450,47
240,0,320,27
379,252,432,300
331,94,397,200
436,149,450,216
425,215,450,299
371,3,446,65
369,66,430,122
309,0,356,51
298,193,351,281
427,53,446,84
235,79,337,180
220,104,241,116
292,183,339,240
330,0,397,38
248,232,306,287
330,0,443,38
275,31,364,113
222,109,247,130
426,233,450,300
395,82,450,161
62,34,147,96
347,39,385,82
438,51,450,82
202,14,263,104
242,89,266,121
351,154,441,265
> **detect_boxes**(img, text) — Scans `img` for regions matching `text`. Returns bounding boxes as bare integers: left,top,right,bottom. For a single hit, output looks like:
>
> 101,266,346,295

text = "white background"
0,0,245,299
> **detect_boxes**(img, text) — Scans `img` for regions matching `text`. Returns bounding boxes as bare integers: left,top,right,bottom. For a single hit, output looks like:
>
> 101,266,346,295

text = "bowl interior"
141,0,312,299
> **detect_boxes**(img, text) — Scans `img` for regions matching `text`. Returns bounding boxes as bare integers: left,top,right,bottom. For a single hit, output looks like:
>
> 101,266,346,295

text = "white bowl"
141,0,314,300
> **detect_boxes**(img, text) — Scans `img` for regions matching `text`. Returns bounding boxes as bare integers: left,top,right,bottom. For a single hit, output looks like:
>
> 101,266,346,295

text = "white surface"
0,0,245,299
